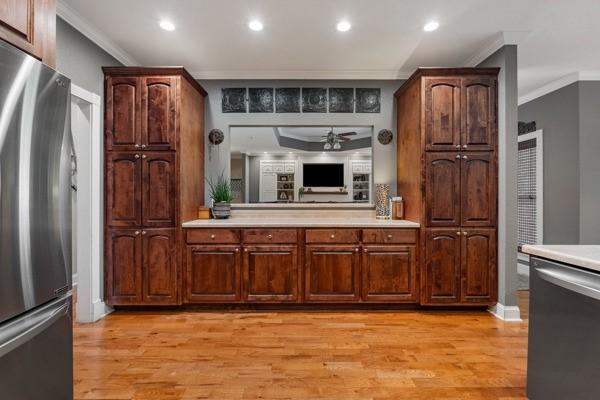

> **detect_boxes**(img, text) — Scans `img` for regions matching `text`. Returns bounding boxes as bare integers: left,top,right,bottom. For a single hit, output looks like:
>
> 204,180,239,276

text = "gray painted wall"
56,17,122,96
197,80,403,205
519,83,580,244
578,82,600,244
478,45,519,308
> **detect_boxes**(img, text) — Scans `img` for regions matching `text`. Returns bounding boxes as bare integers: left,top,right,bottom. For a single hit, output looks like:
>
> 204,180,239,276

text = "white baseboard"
488,303,522,321
93,300,113,321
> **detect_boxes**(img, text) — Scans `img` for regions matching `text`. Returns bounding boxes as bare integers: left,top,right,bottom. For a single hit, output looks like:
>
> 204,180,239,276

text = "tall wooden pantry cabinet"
395,68,499,306
103,67,206,306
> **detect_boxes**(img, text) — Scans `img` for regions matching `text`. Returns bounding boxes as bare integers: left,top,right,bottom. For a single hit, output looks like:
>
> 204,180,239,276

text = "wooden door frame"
71,83,112,323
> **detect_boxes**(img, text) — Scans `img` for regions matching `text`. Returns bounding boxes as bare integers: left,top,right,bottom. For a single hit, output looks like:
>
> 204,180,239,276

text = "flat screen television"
303,163,344,187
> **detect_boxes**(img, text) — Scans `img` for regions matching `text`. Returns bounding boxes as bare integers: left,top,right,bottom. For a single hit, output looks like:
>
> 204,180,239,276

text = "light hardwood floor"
74,293,529,400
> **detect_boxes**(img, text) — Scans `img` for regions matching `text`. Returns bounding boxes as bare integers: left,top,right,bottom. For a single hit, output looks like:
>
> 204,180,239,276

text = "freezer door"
0,295,73,400
0,40,72,323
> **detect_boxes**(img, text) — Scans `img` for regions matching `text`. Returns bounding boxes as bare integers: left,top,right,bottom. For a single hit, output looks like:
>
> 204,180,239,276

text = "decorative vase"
211,202,231,219
375,184,390,219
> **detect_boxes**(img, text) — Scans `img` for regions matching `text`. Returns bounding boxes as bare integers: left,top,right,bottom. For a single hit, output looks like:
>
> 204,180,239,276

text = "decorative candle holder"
375,183,390,219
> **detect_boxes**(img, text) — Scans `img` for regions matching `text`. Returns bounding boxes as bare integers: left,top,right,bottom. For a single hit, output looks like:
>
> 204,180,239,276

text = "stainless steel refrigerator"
0,40,73,399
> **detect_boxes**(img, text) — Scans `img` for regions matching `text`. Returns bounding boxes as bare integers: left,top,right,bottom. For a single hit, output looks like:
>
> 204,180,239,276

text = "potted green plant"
206,172,234,219
298,186,305,202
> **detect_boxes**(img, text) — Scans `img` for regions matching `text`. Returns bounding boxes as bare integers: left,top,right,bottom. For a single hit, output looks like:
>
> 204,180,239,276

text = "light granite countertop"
182,217,420,228
522,245,600,272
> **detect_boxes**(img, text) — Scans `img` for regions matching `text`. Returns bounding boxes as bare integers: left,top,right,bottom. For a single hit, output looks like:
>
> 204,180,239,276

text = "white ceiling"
60,0,600,100
230,126,372,155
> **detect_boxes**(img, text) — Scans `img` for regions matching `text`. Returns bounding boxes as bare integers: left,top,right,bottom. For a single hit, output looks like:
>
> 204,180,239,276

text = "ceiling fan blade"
338,131,357,136
338,136,351,141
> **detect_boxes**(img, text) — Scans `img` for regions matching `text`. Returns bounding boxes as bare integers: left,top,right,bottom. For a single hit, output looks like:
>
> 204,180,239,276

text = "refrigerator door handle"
536,264,600,301
0,301,70,358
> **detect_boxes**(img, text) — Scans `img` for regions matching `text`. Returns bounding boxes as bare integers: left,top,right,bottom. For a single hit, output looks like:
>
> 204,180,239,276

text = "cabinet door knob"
141,144,146,149
235,248,239,253
210,234,216,239
267,234,273,239
463,231,467,235
135,230,140,235
455,144,461,149
355,248,359,252
456,154,461,159
141,230,146,235
142,154,147,159
330,234,335,239
387,234,393,239
135,144,140,148
456,231,461,236
462,144,468,149
364,248,368,253
244,248,248,252
462,155,468,159
134,154,140,159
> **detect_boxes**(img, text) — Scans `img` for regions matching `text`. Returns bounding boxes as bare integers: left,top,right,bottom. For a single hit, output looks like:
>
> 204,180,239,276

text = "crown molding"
518,71,600,105
464,30,529,67
190,69,412,80
57,0,139,66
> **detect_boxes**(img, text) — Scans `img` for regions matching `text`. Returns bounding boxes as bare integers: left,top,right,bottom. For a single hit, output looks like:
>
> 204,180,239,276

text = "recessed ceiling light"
159,20,175,31
249,20,263,31
423,21,439,32
336,21,351,32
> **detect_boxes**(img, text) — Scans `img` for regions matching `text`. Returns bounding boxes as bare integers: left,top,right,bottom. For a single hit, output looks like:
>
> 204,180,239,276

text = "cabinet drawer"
186,229,240,244
305,229,360,244
362,229,417,244
242,229,298,244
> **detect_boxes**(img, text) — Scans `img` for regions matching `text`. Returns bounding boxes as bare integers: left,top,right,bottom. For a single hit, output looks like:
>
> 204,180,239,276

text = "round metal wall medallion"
208,129,224,145
377,129,393,145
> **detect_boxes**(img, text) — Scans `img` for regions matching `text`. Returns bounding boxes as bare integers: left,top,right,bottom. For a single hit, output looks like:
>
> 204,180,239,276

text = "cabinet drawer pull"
267,234,273,239
387,234,393,239
330,234,335,239
142,154,147,159
235,248,240,253
462,155,468,159
456,154,461,159
134,154,140,159
355,248,359,252
244,248,248,252
135,230,140,235
364,248,368,253
456,231,461,236
210,234,216,239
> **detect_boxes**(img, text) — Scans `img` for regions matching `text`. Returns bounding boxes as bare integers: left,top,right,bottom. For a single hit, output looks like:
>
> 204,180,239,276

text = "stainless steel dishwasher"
528,256,600,400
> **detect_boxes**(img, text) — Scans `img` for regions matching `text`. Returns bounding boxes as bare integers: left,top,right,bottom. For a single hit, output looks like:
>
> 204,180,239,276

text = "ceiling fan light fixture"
333,142,341,150
324,142,332,150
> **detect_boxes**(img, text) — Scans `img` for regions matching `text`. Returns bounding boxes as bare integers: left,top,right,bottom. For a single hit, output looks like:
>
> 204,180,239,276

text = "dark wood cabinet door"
185,245,241,303
243,245,298,302
105,229,142,305
461,77,497,151
362,246,418,302
461,229,497,304
424,78,461,151
305,245,360,302
141,152,177,227
105,77,141,151
423,229,461,304
141,77,177,150
106,152,142,227
460,152,496,227
142,228,178,304
425,153,461,227
0,0,44,60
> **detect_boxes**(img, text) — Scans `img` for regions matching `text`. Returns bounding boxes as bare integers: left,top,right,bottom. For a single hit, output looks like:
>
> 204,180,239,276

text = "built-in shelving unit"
277,173,295,202
351,160,371,202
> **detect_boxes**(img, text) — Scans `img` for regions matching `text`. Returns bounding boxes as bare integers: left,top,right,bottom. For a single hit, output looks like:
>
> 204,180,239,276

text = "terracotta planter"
211,202,231,219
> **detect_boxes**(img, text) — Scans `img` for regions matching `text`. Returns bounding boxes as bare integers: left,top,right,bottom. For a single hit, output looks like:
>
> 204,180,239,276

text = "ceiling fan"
321,128,357,150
